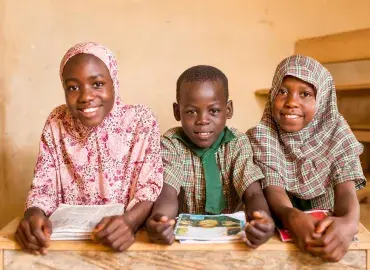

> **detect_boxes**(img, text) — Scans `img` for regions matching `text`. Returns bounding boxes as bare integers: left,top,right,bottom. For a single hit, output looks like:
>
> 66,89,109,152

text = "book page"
49,204,125,233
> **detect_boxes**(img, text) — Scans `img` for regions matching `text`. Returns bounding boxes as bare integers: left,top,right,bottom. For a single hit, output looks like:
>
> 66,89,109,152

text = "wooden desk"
0,218,369,269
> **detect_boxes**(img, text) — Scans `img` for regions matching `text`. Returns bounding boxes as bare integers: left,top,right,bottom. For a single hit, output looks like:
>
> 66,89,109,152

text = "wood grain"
3,249,366,270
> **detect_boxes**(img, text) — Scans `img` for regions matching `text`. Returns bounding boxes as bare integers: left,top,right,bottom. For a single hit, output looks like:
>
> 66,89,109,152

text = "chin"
280,126,302,133
80,119,103,127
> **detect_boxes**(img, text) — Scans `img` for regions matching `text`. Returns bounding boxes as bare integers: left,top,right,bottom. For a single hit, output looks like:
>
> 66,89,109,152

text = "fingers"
307,238,337,257
245,223,267,240
323,246,346,262
29,218,48,247
315,217,334,234
238,230,258,249
15,224,41,253
94,217,122,240
148,218,175,234
251,221,274,233
94,217,112,235
108,229,135,252
252,210,271,220
146,214,176,245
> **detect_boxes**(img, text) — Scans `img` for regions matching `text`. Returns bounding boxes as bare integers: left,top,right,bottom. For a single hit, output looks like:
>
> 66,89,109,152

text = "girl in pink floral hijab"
15,42,163,253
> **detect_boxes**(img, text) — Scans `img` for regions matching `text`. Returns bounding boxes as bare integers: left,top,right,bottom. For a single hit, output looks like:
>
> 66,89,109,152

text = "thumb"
94,217,111,233
151,213,167,223
43,219,53,236
252,211,265,220
315,217,334,234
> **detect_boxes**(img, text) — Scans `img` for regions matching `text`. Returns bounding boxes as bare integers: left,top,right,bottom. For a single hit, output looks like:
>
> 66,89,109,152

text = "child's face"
173,80,233,148
62,54,115,127
272,76,316,132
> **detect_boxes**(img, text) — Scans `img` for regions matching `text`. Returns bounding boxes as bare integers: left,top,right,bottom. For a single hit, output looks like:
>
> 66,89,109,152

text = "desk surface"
1,218,370,252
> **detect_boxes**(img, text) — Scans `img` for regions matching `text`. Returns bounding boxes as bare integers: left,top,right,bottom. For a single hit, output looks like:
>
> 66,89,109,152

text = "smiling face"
272,75,316,132
62,53,115,127
173,80,233,148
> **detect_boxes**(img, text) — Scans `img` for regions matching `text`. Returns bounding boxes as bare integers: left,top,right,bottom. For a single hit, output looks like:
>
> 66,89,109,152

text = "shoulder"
42,105,68,130
228,127,251,145
162,127,183,139
123,104,157,121
46,105,68,122
120,104,159,131
161,127,188,152
225,127,253,156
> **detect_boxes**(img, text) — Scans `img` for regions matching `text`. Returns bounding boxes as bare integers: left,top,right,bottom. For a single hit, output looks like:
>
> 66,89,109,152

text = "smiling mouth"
78,107,100,118
194,131,214,139
281,114,302,120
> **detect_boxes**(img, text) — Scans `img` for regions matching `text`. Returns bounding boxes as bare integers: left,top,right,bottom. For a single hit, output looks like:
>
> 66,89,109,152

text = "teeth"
196,132,211,136
284,114,299,119
83,107,98,113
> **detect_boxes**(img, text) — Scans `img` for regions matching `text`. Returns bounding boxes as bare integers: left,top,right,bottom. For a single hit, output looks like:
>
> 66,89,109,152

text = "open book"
49,204,125,240
276,209,331,242
174,211,246,244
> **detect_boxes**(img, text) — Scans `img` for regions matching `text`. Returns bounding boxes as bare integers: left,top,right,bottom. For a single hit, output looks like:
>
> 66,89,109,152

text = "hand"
306,216,357,262
92,215,135,252
146,213,176,245
283,208,322,252
15,212,52,255
239,211,275,248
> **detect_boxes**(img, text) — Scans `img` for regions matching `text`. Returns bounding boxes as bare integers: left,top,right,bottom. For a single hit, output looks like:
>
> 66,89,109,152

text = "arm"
306,156,364,261
264,186,320,251
146,184,178,244
125,106,164,210
93,201,153,251
306,181,359,261
94,106,163,251
16,119,58,255
146,130,183,245
150,183,179,219
264,185,294,228
231,135,274,247
243,181,271,219
241,182,275,248
333,181,359,223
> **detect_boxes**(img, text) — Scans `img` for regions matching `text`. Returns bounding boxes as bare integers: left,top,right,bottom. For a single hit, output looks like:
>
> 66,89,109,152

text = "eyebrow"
183,101,223,107
64,74,106,83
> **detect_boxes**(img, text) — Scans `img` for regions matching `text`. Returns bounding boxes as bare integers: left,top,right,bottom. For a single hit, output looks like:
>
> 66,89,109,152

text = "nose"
195,111,210,125
78,86,95,103
285,93,299,108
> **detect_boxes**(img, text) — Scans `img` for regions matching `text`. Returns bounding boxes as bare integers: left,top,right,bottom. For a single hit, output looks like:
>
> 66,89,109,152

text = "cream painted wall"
1,0,370,227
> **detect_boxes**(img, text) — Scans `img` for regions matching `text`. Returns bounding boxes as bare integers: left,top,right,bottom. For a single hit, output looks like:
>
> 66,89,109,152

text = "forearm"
243,182,271,220
151,184,178,219
333,181,359,222
264,185,294,227
123,201,153,232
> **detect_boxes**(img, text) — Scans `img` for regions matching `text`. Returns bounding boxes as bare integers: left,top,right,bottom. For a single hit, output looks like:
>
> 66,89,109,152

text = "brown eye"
93,82,104,88
302,91,312,98
67,85,79,91
210,108,221,115
278,89,288,95
186,110,196,115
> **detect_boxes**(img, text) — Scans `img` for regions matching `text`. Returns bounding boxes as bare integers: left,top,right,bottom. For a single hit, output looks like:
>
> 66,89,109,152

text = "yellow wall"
1,0,370,227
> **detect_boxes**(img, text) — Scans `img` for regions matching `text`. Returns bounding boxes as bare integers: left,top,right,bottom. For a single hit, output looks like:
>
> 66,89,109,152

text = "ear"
226,100,233,119
173,102,181,121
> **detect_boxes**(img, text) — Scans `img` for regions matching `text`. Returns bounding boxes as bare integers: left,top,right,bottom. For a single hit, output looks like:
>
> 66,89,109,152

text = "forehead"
281,76,315,90
179,80,226,103
62,53,109,77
